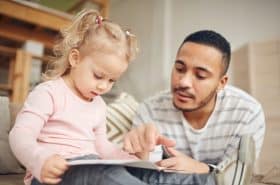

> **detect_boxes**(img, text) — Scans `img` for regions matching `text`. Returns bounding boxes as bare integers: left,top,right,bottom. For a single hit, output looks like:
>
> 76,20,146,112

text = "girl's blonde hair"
43,9,138,80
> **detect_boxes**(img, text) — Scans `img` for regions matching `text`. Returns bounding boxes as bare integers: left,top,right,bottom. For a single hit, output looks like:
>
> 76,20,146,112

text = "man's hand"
157,147,209,173
41,154,69,184
123,124,175,159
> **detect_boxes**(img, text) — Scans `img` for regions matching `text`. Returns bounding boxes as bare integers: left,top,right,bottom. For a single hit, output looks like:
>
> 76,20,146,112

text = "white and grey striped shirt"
133,85,265,165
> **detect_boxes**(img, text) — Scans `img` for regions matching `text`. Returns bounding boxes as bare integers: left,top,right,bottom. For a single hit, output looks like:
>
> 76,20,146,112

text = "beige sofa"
0,96,279,185
0,97,25,185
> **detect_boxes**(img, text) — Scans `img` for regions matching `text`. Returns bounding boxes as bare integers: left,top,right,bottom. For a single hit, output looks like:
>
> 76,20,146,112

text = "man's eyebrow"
196,66,211,74
174,60,211,74
175,60,185,65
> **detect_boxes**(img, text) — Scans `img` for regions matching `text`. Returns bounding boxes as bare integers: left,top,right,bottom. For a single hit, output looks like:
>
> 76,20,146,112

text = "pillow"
0,96,24,174
106,93,139,145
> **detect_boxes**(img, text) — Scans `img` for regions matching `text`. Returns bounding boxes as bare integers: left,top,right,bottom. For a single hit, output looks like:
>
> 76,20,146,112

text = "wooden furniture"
0,45,50,104
0,0,73,103
0,0,73,49
231,40,280,118
0,0,109,104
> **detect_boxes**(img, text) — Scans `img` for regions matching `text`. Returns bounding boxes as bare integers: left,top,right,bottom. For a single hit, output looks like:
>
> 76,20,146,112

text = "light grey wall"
169,0,280,84
110,0,280,101
110,0,170,101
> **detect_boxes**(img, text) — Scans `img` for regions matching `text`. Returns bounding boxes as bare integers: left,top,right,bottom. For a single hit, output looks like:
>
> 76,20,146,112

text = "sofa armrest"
0,96,25,174
8,103,22,130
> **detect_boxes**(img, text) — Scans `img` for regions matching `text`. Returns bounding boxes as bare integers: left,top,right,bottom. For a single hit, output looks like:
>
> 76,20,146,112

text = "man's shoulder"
220,85,262,108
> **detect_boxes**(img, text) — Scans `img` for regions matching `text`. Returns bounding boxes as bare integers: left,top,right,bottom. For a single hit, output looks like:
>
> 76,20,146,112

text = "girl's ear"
68,49,80,67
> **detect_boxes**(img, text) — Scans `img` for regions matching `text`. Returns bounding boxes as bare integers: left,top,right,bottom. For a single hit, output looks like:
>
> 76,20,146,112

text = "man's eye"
176,67,185,73
94,73,102,79
196,74,206,79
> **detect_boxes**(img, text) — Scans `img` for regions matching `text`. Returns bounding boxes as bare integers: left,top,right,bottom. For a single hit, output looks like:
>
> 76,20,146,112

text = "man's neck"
183,96,217,129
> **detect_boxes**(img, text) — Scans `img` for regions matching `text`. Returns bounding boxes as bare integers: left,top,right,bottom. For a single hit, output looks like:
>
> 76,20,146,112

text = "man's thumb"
165,147,182,157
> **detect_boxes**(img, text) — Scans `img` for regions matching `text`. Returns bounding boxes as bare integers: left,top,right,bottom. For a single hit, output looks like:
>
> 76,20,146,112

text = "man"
124,30,265,184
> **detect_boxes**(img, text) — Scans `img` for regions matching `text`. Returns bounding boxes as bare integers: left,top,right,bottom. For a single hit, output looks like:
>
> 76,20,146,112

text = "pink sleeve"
9,85,56,182
94,102,137,160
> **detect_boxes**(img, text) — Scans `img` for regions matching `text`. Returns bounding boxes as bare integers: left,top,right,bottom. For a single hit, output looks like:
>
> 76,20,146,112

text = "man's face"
171,42,227,112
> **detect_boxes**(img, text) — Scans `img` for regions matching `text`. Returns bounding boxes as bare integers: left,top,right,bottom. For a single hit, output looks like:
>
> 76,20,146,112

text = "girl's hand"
41,154,69,184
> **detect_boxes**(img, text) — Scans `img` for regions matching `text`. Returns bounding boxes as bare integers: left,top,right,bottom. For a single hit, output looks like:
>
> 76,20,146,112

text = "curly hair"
43,9,138,80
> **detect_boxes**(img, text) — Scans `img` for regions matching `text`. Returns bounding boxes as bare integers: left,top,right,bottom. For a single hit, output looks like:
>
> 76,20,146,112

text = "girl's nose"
96,81,108,92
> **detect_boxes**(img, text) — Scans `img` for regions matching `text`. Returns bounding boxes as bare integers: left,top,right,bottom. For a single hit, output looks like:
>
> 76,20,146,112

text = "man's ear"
217,75,228,91
68,49,80,67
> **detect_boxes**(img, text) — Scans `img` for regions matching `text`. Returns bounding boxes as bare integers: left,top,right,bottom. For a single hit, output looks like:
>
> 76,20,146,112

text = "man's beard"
172,87,218,112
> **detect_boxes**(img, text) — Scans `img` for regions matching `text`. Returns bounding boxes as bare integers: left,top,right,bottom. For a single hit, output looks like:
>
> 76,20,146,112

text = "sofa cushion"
0,96,24,174
0,174,24,185
106,92,138,145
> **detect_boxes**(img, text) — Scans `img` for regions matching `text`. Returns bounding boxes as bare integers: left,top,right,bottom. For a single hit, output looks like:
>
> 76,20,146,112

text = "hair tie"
125,30,131,36
125,30,136,38
95,15,103,26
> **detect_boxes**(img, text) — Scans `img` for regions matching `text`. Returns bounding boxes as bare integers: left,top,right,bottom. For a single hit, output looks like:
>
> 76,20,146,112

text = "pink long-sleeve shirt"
9,78,135,185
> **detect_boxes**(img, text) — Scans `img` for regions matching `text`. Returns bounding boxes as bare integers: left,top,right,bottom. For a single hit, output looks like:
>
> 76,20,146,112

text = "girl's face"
65,49,128,101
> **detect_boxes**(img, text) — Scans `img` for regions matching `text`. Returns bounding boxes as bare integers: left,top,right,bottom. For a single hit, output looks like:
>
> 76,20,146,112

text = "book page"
68,159,164,171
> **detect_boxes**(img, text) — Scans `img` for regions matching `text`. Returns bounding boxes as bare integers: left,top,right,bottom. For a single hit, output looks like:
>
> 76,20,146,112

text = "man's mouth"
174,90,195,101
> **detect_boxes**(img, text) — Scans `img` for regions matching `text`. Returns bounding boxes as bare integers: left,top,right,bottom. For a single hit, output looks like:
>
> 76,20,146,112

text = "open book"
67,146,181,172
68,159,165,171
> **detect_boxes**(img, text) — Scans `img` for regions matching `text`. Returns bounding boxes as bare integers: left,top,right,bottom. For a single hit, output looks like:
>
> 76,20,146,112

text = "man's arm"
123,102,176,158
124,124,211,173
123,124,175,158
218,104,265,167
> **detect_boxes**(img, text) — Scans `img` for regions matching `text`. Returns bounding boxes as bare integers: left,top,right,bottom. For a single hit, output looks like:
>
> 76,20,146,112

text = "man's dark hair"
180,30,231,75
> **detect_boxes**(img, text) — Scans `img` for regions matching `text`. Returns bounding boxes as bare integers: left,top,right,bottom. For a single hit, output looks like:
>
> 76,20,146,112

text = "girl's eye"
94,73,103,79
109,79,116,83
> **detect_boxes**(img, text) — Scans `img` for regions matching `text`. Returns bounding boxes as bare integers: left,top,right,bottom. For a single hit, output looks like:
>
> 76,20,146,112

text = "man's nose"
179,74,193,88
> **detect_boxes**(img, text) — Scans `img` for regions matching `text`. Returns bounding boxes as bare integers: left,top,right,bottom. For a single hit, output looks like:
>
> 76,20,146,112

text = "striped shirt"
133,85,265,165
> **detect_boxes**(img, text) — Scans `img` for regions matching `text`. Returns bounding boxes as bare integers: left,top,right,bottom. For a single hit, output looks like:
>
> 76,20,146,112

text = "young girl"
9,10,146,185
